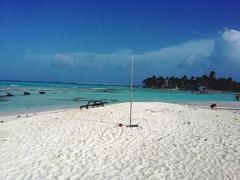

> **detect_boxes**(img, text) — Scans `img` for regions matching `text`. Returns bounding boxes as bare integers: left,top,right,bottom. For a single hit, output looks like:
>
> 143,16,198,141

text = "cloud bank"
210,29,240,78
50,39,215,84
49,29,240,83
1,29,240,84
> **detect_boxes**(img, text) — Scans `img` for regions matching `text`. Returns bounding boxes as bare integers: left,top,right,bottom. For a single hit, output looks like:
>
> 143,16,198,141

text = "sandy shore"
0,102,240,179
181,102,240,111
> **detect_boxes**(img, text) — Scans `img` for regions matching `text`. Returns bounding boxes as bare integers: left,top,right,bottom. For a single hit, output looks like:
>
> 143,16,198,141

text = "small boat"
6,92,13,96
39,91,46,94
24,92,31,96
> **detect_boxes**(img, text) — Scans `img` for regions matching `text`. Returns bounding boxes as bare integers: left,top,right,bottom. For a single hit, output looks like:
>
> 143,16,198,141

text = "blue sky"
0,0,240,84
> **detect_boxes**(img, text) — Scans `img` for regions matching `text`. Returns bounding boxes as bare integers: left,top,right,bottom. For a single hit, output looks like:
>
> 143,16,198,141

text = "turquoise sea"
0,81,237,115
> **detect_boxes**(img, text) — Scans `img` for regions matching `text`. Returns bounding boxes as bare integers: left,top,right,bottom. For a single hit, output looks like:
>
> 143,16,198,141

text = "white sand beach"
0,102,240,179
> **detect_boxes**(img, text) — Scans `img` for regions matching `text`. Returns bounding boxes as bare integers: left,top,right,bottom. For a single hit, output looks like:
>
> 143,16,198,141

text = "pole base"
126,124,138,128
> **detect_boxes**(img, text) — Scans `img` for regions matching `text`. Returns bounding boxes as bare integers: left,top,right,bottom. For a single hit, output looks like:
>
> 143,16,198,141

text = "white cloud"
138,39,214,75
52,51,132,70
21,29,240,83
209,29,240,78
51,38,215,81
221,29,240,61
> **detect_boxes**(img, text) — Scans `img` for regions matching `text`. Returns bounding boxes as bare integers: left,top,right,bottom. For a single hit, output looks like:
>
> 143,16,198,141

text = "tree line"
142,71,240,92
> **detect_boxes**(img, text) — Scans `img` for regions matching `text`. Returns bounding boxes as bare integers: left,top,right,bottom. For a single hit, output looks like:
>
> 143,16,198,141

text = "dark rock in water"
73,97,84,101
24,92,31,96
39,91,46,94
6,92,13,96
0,92,13,99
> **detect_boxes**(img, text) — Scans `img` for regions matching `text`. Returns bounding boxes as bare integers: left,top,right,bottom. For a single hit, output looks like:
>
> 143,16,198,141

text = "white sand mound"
0,102,240,179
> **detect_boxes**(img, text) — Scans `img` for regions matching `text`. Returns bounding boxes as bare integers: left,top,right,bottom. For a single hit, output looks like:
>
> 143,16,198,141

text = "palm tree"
142,71,240,92
157,76,166,88
209,71,216,89
209,71,216,79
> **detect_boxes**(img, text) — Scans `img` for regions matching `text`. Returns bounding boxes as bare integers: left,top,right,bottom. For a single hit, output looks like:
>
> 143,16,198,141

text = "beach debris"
39,91,46,94
0,139,7,141
204,138,208,141
80,100,105,109
24,92,31,96
126,124,138,128
0,121,4,123
145,109,158,113
25,114,32,118
210,103,217,110
6,92,13,96
183,121,191,125
118,123,123,127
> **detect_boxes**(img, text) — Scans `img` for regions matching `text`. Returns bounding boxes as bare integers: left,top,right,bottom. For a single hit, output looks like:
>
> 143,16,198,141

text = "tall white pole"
129,56,134,125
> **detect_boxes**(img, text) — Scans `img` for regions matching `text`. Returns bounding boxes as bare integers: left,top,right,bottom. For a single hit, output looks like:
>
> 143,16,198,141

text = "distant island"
143,71,240,92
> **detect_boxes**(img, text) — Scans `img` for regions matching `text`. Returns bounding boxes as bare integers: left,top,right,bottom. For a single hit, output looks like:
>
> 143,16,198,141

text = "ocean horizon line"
0,79,142,87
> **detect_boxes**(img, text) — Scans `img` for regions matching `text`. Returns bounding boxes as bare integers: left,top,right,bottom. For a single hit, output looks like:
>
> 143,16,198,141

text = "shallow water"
0,81,237,114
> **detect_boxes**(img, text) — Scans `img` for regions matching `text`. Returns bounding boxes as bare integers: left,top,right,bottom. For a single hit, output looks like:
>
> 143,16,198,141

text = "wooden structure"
80,100,105,109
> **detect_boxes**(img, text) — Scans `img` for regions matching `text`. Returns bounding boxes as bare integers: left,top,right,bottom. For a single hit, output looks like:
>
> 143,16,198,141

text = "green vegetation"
143,71,240,92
